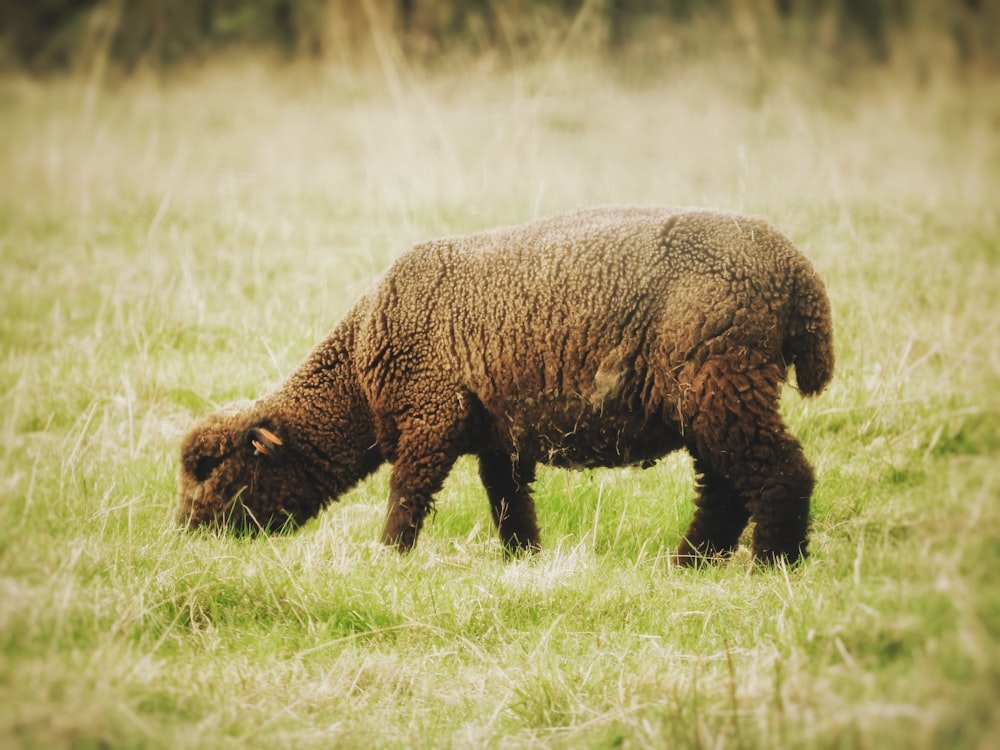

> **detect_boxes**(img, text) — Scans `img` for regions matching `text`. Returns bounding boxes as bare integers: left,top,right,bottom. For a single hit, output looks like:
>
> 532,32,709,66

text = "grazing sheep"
177,206,834,565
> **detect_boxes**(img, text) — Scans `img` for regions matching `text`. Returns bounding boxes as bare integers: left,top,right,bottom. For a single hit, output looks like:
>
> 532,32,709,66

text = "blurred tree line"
0,0,995,73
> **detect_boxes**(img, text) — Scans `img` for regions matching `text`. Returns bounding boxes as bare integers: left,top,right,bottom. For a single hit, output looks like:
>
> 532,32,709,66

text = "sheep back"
352,206,832,470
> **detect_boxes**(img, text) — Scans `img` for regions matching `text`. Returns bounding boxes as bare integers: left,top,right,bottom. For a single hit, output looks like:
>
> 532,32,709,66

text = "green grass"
1,56,998,748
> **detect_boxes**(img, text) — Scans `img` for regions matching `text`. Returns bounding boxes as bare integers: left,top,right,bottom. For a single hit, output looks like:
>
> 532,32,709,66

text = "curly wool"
177,206,834,565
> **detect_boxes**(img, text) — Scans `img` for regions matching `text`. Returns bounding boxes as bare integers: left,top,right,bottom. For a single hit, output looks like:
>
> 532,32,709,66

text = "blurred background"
2,0,997,369
2,0,997,76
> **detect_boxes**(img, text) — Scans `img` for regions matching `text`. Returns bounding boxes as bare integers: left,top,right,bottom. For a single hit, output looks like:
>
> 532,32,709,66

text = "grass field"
1,52,998,748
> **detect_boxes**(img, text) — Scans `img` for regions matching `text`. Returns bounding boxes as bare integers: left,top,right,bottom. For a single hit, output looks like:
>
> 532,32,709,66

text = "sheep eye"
194,455,222,482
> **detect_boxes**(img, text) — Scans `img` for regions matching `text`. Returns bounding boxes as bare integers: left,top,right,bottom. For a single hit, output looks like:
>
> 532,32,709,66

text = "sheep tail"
784,264,835,396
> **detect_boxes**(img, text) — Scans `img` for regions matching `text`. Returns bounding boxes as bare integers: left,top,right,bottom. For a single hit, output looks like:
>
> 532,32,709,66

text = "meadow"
0,50,998,748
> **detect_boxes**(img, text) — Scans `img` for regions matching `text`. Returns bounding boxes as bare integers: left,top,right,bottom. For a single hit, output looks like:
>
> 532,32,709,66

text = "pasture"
0,54,998,748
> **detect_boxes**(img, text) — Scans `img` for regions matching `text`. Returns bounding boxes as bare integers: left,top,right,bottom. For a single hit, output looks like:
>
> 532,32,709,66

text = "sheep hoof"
752,547,808,568
502,539,542,559
672,551,724,569
381,527,419,553
673,537,736,568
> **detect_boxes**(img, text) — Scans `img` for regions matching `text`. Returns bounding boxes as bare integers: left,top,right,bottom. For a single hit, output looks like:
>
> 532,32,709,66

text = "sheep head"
176,401,325,535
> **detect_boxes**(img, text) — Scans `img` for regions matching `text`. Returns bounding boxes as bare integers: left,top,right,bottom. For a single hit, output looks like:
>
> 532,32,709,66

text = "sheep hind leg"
680,356,814,566
478,451,541,555
745,435,814,565
674,458,751,567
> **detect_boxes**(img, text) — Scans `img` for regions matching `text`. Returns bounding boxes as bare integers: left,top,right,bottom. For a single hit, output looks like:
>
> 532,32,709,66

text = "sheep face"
176,402,322,535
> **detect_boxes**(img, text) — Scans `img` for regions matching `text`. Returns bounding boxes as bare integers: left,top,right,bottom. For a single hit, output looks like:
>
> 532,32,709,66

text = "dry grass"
0,53,998,748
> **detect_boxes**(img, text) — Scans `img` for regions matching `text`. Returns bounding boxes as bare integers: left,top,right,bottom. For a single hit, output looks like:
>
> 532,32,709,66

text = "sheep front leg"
382,488,428,551
478,451,541,554
381,440,460,552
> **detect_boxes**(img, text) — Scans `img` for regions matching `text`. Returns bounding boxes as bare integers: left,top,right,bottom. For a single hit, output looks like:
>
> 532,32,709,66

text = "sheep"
177,206,834,565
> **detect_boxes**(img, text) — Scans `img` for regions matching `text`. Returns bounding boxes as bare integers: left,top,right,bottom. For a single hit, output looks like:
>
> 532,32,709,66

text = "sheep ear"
248,426,284,457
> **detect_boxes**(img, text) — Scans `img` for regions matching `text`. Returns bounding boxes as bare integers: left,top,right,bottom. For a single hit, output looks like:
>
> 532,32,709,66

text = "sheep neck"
267,318,382,499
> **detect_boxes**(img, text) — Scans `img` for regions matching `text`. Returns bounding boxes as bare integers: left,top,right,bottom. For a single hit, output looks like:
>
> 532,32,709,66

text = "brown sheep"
177,206,834,565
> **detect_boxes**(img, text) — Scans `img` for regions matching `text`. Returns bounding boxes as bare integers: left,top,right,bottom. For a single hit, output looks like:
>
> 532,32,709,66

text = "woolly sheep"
177,206,834,565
